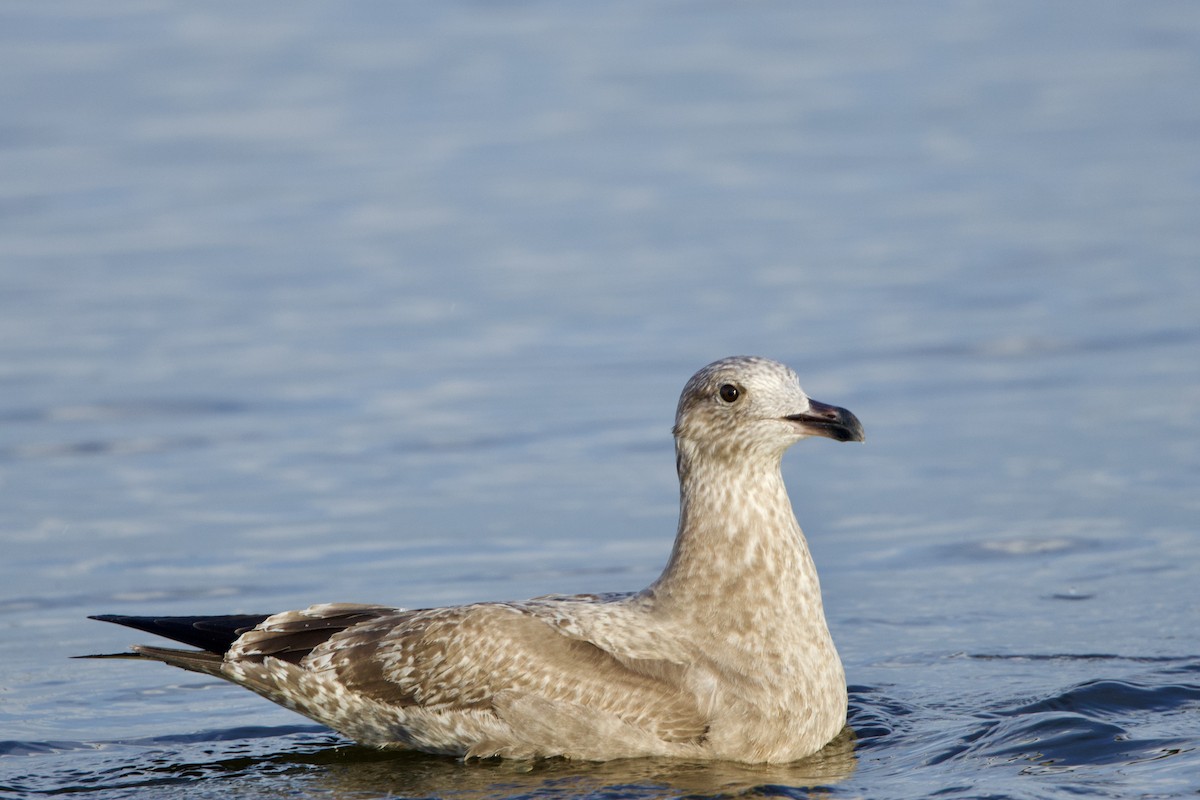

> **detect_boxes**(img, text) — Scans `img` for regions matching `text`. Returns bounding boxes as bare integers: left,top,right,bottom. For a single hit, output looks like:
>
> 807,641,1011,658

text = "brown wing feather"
231,604,399,664
292,603,708,745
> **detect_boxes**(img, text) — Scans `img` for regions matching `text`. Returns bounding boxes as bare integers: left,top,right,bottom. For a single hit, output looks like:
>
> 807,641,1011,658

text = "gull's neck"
649,438,827,630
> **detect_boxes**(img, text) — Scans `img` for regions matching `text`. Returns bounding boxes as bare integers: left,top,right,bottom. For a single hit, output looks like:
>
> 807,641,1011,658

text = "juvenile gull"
85,356,865,764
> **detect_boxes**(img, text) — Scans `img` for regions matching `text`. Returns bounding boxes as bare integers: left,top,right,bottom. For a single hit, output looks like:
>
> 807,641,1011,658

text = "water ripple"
918,669,1199,773
1010,678,1200,718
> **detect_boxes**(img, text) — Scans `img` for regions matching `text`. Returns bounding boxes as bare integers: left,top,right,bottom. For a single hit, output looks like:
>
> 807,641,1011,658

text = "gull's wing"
222,600,708,759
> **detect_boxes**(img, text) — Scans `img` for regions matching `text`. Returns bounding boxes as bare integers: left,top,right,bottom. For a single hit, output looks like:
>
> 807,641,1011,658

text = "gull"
84,356,865,764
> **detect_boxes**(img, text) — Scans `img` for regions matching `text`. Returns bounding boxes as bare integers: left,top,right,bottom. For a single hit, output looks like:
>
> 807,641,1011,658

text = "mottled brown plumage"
87,356,864,763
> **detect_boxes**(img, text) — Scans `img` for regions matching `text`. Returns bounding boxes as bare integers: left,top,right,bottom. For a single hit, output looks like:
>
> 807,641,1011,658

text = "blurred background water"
1,2,1198,798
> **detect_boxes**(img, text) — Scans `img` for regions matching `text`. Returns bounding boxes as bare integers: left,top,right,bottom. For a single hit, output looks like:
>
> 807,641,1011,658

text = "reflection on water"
304,732,857,800
4,726,857,799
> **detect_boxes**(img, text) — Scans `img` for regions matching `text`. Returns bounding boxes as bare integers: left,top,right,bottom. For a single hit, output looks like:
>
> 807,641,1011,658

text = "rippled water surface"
2,2,1198,798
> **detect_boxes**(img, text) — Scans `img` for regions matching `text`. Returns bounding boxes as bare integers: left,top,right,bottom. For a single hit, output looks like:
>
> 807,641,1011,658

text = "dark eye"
718,383,741,403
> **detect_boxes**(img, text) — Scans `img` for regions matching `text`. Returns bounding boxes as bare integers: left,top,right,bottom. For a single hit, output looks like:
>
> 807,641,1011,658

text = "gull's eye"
718,383,741,403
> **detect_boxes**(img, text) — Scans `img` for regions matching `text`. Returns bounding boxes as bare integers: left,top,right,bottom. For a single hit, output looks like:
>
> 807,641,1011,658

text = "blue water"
2,2,1198,798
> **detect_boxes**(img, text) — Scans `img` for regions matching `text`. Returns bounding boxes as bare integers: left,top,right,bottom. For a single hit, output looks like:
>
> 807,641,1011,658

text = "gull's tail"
75,613,272,677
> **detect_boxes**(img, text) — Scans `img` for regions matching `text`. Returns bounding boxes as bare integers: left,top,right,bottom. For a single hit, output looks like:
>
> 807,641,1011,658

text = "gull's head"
673,356,864,461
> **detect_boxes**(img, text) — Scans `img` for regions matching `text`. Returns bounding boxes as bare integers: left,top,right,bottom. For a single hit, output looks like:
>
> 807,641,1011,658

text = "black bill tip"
785,399,865,443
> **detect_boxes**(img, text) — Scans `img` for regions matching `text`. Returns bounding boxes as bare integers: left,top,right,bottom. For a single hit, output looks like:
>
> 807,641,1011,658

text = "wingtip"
84,612,274,653
71,652,142,660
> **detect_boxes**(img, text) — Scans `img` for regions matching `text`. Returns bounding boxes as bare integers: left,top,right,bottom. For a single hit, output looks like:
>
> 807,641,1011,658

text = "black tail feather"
89,614,272,655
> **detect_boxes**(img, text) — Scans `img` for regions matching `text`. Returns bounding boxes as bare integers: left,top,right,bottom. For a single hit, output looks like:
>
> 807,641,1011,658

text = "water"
2,2,1198,797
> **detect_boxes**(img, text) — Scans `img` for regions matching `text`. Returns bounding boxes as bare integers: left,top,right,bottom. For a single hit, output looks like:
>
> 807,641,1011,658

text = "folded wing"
223,600,708,757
